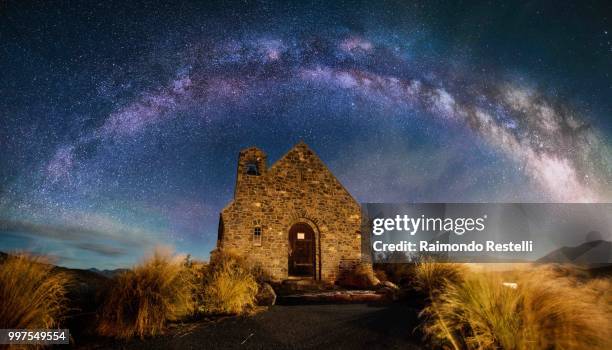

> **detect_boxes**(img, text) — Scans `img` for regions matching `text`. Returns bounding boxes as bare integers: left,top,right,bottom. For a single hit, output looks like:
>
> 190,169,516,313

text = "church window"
253,227,262,246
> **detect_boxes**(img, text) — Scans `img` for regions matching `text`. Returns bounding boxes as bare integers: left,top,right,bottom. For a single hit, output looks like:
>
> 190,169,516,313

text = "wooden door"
288,223,315,277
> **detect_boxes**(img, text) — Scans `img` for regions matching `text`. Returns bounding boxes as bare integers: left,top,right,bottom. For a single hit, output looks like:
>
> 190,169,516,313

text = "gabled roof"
221,142,358,212
268,140,309,171
268,142,357,203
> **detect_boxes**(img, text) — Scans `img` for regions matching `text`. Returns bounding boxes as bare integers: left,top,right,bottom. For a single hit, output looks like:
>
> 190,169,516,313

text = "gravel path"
82,303,424,349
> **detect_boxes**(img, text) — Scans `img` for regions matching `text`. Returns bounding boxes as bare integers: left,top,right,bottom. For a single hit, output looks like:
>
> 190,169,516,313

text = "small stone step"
281,278,319,286
277,290,388,305
273,279,338,295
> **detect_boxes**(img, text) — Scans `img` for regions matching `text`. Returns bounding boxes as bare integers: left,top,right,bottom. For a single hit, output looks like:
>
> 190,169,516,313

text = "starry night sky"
1,1,611,269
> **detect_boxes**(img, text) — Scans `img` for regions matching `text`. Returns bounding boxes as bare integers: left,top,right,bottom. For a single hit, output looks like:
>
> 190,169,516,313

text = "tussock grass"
374,262,413,286
198,250,258,315
97,247,195,339
0,254,70,330
373,251,414,287
339,263,380,289
374,269,388,283
418,263,612,350
586,277,612,309
413,259,466,298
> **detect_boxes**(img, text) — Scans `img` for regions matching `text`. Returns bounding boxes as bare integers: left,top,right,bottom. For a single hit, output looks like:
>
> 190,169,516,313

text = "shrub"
339,263,380,289
518,267,610,349
412,259,465,298
198,250,258,315
373,251,414,287
420,272,521,350
374,269,388,283
97,247,195,339
420,265,612,350
586,277,612,311
0,254,70,330
249,262,273,285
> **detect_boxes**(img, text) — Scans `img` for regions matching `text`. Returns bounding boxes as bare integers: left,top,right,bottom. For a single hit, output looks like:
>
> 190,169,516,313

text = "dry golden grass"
373,251,416,287
374,269,388,283
421,272,521,350
586,277,612,310
337,263,380,289
413,259,466,298
419,263,612,350
198,250,258,315
97,247,195,339
0,254,70,332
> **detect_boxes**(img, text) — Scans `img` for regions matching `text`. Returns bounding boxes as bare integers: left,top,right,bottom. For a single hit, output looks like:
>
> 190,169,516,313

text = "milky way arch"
44,34,610,203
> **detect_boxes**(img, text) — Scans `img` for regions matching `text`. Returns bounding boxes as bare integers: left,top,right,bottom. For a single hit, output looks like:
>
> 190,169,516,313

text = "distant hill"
0,251,127,279
88,267,129,278
538,240,612,268
0,251,117,290
0,251,112,315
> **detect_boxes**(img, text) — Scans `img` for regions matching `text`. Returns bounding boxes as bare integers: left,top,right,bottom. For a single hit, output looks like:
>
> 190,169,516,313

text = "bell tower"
234,147,267,199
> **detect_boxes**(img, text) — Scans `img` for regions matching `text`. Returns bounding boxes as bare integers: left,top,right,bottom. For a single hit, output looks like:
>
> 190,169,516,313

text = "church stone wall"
218,142,362,283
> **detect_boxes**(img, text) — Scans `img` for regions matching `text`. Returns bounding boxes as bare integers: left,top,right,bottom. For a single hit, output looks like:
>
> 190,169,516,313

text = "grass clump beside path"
416,262,611,350
0,254,70,330
97,247,195,339
198,250,259,315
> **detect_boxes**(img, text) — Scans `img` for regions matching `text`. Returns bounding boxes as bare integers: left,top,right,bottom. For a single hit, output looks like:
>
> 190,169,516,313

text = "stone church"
216,142,362,283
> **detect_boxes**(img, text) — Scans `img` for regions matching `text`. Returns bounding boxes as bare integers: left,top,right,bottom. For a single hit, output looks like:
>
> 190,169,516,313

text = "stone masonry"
216,142,362,283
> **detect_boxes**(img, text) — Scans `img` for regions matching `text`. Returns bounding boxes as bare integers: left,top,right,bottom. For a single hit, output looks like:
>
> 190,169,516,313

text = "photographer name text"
372,240,533,253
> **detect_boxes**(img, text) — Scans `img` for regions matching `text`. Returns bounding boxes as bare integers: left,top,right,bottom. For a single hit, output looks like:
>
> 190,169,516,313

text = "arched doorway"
288,222,316,277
